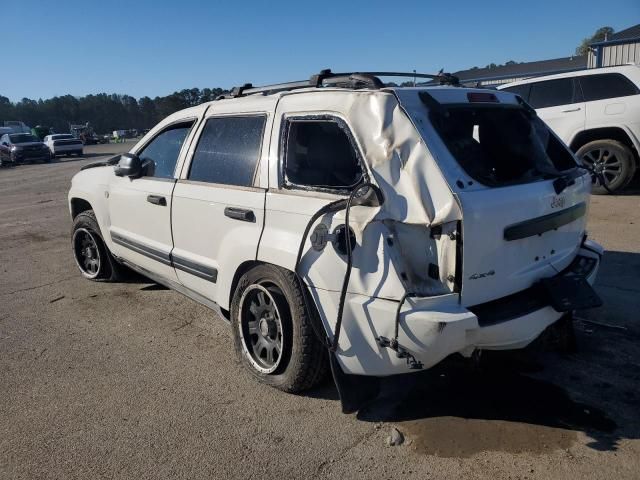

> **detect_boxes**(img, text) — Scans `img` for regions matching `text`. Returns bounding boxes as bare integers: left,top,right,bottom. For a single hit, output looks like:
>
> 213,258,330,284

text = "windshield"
429,104,577,187
9,134,39,144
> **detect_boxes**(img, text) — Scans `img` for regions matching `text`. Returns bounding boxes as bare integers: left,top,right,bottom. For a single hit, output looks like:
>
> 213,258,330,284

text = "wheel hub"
259,316,277,338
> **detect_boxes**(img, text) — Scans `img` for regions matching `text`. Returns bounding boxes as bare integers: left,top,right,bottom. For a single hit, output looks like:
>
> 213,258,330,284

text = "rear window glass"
579,73,640,102
528,78,580,108
429,105,576,187
188,115,266,187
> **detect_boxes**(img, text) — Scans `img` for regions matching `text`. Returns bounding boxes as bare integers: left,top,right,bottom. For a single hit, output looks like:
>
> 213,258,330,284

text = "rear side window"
138,122,194,178
188,115,266,187
283,118,364,191
429,105,576,187
528,78,580,108
579,73,640,102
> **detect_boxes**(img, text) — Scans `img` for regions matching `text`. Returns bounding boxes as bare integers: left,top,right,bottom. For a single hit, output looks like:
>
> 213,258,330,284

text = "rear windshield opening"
430,105,577,187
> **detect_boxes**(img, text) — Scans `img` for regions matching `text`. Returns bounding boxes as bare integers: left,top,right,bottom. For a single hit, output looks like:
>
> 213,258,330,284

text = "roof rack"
216,69,460,99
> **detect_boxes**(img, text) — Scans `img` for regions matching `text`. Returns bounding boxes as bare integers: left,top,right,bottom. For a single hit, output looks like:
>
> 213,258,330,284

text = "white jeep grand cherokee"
499,64,640,194
68,70,603,411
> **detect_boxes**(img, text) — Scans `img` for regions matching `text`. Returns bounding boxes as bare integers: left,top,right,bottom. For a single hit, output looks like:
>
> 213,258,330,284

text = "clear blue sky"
2,0,638,101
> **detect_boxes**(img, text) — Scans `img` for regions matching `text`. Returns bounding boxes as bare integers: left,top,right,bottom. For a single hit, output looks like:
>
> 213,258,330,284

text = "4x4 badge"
469,270,495,280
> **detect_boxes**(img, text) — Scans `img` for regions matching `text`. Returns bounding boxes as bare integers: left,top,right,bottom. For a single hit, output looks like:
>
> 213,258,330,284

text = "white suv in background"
68,70,603,412
499,65,640,194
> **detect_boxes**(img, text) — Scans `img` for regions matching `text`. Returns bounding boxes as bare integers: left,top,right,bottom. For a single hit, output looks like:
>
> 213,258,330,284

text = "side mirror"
114,153,142,178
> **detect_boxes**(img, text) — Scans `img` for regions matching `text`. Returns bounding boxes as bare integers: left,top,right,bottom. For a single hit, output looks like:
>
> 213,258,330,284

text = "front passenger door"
108,120,196,281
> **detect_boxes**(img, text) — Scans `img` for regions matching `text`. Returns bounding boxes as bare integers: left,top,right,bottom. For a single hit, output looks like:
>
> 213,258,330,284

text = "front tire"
231,264,327,393
71,210,125,281
577,140,636,194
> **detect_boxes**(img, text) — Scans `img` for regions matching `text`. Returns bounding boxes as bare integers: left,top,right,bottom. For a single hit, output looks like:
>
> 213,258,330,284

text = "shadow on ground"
343,250,640,456
117,243,640,457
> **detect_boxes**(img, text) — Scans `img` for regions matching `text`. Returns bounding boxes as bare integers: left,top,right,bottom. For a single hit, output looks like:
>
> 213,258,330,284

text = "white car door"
170,106,271,309
528,78,585,144
108,119,199,281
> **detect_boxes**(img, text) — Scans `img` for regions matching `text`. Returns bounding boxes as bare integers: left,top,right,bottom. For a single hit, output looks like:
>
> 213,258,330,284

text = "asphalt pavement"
1,142,639,479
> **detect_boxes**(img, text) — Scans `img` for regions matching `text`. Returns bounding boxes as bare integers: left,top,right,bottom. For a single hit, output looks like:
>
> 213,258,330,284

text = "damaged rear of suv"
68,70,603,412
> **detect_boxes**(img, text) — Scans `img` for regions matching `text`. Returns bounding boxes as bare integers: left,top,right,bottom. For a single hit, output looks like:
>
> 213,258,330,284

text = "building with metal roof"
452,23,639,87
588,24,640,68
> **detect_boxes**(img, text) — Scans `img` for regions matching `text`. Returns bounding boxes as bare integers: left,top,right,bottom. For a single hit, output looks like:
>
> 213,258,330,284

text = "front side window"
188,115,266,187
137,121,194,179
283,118,364,191
579,73,640,102
528,78,580,109
429,105,577,187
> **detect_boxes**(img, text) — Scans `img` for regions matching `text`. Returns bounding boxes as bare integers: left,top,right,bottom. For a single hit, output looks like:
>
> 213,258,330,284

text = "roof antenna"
413,69,416,87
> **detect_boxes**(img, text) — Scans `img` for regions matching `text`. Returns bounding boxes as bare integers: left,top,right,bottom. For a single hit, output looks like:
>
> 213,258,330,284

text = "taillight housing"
467,92,499,103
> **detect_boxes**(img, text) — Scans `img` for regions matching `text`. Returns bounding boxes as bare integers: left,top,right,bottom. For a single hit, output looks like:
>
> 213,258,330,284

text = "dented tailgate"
457,174,590,306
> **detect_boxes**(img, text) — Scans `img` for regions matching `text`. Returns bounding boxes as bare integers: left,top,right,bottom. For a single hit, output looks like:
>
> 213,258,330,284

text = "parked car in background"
68,70,603,411
499,64,640,194
44,134,84,157
0,132,51,166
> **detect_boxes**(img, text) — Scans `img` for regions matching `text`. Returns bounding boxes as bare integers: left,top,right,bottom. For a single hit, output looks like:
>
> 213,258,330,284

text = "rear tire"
71,210,126,281
577,140,636,195
231,264,328,393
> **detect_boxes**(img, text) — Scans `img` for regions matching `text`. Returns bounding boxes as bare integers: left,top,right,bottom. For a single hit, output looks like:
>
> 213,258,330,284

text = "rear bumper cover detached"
322,239,602,377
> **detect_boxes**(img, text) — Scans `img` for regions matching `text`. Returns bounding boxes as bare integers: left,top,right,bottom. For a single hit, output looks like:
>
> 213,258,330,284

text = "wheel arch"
570,127,639,165
70,197,93,219
225,260,324,329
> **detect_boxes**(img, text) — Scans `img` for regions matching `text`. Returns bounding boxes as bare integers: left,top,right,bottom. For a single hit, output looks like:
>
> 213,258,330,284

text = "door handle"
224,207,255,222
561,107,581,113
147,195,167,206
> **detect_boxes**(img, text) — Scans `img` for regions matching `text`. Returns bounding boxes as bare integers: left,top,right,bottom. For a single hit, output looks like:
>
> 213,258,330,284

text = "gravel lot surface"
1,142,639,479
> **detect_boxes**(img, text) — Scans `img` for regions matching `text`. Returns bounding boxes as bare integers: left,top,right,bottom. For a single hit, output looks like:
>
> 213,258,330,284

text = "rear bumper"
52,144,83,153
323,240,602,377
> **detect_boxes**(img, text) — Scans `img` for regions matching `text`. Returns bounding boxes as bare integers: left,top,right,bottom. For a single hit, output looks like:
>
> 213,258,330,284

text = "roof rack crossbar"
218,69,460,99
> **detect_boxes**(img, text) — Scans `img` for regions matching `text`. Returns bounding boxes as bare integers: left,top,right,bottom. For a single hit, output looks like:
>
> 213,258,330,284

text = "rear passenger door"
171,113,269,307
527,78,585,144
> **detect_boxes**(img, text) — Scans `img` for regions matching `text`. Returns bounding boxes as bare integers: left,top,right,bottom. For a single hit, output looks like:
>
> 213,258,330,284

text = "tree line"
0,87,229,135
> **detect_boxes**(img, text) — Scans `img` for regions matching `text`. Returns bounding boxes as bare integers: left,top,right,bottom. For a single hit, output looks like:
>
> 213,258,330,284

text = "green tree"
0,86,231,134
576,26,614,55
